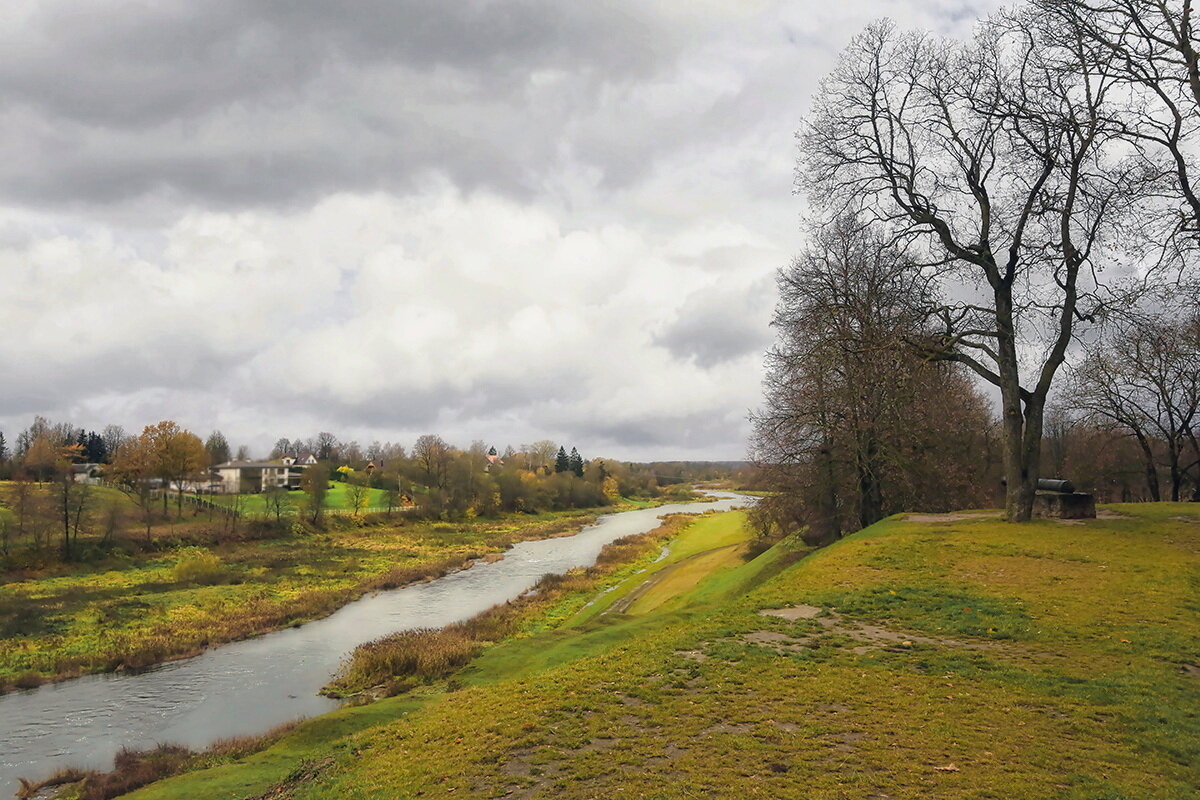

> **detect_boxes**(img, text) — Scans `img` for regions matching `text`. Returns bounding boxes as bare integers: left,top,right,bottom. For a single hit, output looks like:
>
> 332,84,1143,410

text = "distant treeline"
0,417,740,568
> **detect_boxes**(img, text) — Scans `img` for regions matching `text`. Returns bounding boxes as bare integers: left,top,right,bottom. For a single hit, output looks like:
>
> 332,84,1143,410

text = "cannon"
1000,477,1094,518
1000,477,1076,493
1037,478,1075,494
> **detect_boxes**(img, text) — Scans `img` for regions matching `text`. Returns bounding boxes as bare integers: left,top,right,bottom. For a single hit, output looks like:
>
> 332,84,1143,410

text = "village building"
210,453,318,494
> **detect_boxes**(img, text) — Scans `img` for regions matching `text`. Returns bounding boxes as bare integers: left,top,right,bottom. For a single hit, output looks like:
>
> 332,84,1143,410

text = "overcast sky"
0,0,998,461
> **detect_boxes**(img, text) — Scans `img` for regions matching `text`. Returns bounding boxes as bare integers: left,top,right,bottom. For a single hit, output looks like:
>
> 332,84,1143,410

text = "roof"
213,460,312,470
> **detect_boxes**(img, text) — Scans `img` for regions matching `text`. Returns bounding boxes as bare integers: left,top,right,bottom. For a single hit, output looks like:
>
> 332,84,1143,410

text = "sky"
0,0,998,461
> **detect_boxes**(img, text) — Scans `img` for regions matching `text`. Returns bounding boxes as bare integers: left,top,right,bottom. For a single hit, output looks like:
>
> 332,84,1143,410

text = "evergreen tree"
554,446,570,473
568,447,584,477
85,431,107,463
206,430,232,465
488,446,497,456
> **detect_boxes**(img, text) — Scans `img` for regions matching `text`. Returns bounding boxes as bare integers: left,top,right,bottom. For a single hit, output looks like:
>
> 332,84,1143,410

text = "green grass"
84,504,1200,799
206,484,392,515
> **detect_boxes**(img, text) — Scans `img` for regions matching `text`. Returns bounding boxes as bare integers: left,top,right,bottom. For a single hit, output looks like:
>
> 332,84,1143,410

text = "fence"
159,490,414,520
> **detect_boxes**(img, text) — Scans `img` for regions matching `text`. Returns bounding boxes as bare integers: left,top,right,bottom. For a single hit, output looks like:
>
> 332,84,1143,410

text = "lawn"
206,483,393,515
120,502,1200,800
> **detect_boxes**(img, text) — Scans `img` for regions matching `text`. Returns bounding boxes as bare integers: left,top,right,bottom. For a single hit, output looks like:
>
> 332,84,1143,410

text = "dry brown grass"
16,720,305,800
15,767,88,798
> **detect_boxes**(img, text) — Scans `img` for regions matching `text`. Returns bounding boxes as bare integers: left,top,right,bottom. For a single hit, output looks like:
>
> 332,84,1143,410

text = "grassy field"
106,502,1200,800
0,507,611,692
206,484,393,515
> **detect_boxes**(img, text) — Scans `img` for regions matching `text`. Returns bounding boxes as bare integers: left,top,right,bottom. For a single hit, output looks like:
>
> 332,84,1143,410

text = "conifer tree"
206,430,232,465
554,446,570,473
85,431,107,463
568,447,584,477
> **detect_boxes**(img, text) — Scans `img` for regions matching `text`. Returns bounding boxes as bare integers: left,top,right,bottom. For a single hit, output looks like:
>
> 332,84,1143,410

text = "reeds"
15,720,304,800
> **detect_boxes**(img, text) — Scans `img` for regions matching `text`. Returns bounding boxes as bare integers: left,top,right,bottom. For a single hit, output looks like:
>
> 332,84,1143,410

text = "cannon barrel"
1000,478,1077,493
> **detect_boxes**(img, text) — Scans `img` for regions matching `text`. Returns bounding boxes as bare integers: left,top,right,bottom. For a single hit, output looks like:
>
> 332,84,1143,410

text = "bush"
171,548,230,585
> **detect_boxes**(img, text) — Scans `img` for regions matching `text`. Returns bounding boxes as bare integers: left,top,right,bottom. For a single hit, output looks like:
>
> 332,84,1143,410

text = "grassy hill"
95,504,1200,798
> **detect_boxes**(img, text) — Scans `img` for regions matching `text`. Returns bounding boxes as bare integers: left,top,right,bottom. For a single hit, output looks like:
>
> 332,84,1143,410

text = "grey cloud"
4,1,672,127
654,278,774,368
0,0,694,210
569,408,749,457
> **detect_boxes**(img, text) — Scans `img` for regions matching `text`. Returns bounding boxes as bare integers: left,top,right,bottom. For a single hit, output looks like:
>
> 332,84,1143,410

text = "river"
0,492,751,794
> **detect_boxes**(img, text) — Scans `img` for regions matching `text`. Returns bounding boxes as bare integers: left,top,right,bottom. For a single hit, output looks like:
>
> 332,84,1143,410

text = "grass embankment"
82,503,1200,799
0,507,613,692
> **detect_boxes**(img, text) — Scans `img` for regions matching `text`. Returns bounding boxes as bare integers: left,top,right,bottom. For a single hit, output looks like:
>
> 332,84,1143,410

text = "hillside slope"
129,504,1200,800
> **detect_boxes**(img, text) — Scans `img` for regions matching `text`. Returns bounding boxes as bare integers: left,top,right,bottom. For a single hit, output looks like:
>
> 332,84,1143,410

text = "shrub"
170,548,230,585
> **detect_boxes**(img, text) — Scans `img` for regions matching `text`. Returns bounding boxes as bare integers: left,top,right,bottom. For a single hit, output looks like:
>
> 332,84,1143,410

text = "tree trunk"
996,290,1039,522
857,437,884,528
1132,430,1162,501
818,440,842,541
1167,442,1182,502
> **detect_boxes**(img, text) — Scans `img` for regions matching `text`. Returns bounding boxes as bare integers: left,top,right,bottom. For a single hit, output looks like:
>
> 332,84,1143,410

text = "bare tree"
346,475,370,517
101,424,128,461
1034,0,1200,234
1067,309,1200,499
301,463,330,524
751,218,996,540
412,434,451,489
263,484,294,527
801,12,1161,519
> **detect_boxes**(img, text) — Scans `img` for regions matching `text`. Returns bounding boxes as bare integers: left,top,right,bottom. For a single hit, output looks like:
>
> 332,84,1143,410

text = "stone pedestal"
1033,491,1096,519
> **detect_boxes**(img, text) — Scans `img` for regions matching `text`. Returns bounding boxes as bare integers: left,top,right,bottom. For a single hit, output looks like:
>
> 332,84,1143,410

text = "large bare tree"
1033,0,1200,235
800,11,1160,519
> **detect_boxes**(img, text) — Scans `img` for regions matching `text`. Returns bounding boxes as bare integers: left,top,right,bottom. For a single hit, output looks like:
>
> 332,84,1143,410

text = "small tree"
346,475,370,517
53,443,89,560
110,433,159,545
205,431,232,465
301,464,330,525
263,484,294,527
1067,309,1200,501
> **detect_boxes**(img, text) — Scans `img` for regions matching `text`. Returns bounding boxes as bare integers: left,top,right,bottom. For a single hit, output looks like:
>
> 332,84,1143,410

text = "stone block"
1033,491,1096,520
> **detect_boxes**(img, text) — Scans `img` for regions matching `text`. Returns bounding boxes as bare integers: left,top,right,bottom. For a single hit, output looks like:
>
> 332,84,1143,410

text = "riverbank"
0,502,665,693
101,501,1199,799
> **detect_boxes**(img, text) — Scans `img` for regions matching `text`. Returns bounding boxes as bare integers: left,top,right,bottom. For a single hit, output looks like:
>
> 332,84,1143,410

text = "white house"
210,453,318,494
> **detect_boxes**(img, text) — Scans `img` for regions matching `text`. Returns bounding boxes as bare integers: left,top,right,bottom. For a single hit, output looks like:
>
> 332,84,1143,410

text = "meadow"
100,501,1200,800
205,483,393,515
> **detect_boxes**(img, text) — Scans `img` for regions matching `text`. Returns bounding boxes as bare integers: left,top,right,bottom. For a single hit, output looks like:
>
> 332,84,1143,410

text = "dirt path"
604,543,746,615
